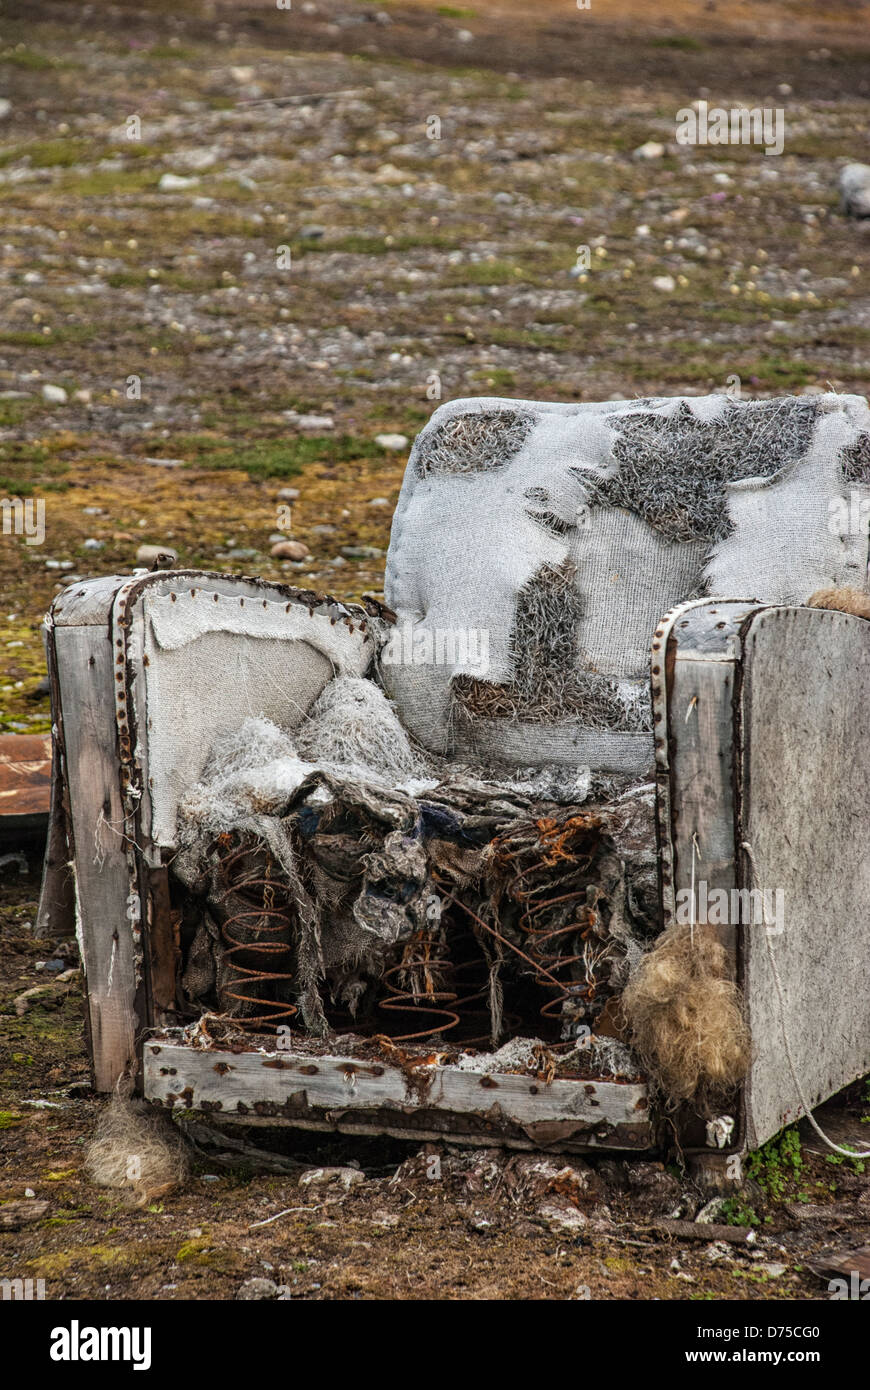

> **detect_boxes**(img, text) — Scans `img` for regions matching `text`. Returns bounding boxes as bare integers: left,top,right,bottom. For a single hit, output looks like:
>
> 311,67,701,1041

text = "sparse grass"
0,46,57,70
150,434,375,480
650,35,705,52
0,139,89,169
147,44,198,62
55,168,160,197
745,1127,809,1204
443,260,524,286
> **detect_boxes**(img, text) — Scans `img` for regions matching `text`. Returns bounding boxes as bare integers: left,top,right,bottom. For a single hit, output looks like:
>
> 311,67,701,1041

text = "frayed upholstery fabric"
172,685,660,1053
384,392,870,773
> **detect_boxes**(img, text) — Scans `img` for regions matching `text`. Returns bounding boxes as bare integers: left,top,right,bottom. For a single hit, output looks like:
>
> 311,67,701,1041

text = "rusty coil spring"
492,814,607,1023
212,834,297,1031
378,929,461,1041
434,907,521,1046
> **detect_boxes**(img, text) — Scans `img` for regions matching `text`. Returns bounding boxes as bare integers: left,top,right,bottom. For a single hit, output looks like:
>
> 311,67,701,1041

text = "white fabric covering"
141,589,375,847
384,392,870,771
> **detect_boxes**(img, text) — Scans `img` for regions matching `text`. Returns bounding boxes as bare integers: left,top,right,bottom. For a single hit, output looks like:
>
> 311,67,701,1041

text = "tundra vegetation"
0,0,868,1299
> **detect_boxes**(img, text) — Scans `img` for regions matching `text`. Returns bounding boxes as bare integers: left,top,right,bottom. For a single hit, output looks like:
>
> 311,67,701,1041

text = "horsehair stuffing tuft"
85,1096,190,1207
582,398,819,543
620,920,751,1106
839,431,870,484
415,407,534,478
807,586,870,619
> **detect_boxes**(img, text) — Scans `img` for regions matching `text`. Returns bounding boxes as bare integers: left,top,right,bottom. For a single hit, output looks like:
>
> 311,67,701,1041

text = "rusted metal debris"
0,733,52,831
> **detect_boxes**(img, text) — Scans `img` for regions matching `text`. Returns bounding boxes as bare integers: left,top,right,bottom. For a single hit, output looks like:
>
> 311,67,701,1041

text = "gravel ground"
0,0,869,1301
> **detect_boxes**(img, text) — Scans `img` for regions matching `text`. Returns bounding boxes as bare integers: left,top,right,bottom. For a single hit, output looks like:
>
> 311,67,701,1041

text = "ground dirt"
1,0,869,1301
2,857,869,1301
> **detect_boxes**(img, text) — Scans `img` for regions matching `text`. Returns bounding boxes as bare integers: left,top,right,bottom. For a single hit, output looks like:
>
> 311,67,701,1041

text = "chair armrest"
41,570,384,1090
656,598,870,1149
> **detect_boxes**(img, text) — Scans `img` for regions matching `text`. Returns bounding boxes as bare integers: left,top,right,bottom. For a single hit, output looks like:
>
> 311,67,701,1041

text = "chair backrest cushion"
383,392,870,772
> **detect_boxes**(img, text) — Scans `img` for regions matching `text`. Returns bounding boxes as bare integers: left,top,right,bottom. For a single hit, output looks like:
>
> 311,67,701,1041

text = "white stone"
373,164,406,185
633,141,665,161
285,411,334,430
158,173,200,192
136,544,178,566
839,162,870,218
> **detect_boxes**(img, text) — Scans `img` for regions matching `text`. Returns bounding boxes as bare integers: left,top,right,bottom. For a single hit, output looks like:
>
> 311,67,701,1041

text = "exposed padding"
620,921,751,1109
453,560,651,729
140,588,376,849
294,676,428,782
584,397,819,544
384,392,870,772
415,407,535,477
85,1096,190,1208
807,585,870,619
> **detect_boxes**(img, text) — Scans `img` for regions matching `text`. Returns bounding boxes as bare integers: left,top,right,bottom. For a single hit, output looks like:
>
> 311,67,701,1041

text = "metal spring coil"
492,814,608,1025
212,835,297,1031
377,929,460,1041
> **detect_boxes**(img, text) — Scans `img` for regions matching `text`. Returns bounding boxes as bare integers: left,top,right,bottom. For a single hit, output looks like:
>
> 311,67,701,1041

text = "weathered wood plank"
50,574,124,627
739,605,870,1148
144,1043,650,1148
0,734,52,819
35,731,75,937
36,630,75,937
55,626,139,1090
650,1219,753,1246
658,600,761,948
655,599,765,1155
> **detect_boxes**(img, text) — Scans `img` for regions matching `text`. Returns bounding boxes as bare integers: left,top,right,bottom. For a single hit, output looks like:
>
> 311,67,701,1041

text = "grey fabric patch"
841,431,870,484
385,392,870,771
452,560,651,732
582,398,819,543
416,408,534,478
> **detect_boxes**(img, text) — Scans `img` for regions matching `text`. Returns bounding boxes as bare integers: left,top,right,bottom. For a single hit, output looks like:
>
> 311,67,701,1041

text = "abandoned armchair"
38,391,870,1164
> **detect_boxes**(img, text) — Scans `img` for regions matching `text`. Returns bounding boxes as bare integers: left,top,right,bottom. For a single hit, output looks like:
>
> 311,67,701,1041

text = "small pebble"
271,540,309,560
158,173,199,191
135,544,178,566
633,141,665,160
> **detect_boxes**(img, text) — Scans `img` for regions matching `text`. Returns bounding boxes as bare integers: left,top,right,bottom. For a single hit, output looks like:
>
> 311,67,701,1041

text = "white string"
689,830,699,949
741,839,870,1160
